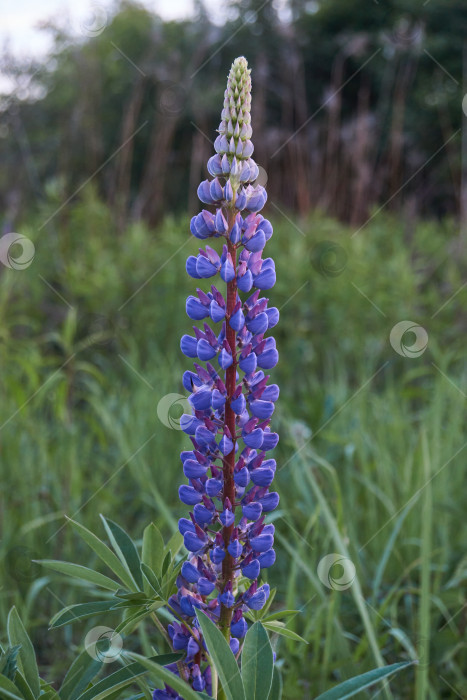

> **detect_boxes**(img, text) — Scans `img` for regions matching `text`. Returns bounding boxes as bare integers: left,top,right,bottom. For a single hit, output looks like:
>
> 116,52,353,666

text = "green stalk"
151,612,188,682
416,429,432,699
301,450,393,700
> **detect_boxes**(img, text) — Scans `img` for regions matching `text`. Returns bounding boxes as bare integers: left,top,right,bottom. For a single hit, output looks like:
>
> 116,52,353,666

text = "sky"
0,0,223,94
1,0,220,58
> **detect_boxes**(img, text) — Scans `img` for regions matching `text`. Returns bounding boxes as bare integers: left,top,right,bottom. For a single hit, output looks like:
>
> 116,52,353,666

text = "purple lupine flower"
161,56,279,694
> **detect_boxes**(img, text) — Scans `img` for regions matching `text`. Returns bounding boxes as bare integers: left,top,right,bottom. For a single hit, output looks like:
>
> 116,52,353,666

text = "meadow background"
0,1,466,698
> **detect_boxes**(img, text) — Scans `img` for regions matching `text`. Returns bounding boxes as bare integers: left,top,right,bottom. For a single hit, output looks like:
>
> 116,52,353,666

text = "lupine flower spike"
155,56,279,698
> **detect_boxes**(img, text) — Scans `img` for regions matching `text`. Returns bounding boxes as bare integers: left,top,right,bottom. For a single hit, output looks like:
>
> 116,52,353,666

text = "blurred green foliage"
0,189,465,697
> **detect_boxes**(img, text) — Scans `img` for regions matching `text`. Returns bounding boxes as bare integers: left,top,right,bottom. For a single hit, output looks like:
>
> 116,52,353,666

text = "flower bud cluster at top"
154,57,279,699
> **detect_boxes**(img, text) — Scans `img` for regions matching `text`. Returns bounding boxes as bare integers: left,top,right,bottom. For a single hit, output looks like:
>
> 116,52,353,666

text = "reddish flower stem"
219,214,238,642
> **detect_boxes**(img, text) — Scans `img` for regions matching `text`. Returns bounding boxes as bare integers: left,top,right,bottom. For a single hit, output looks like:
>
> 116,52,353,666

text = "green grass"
0,189,466,697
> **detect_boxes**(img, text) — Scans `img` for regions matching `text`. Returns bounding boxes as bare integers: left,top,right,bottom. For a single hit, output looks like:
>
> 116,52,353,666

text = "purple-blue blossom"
156,55,279,697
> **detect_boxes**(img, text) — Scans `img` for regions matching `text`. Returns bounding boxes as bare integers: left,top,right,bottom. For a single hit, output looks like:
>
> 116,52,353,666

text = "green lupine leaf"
112,591,149,605
114,608,155,636
262,610,299,623
50,601,117,629
162,560,184,600
100,516,144,590
38,690,60,700
268,666,283,700
314,662,414,700
7,607,40,699
39,679,60,700
161,552,171,579
11,671,35,700
59,649,103,700
164,531,183,559
86,692,124,700
74,655,180,700
125,653,201,700
110,601,149,610
0,644,21,680
74,664,145,700
0,675,24,700
261,587,276,617
140,563,163,598
262,621,308,644
142,524,165,578
241,622,274,700
38,561,120,592
66,518,136,591
195,610,246,700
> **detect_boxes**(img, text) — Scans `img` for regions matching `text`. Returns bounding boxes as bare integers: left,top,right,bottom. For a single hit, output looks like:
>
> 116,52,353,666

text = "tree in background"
0,0,465,230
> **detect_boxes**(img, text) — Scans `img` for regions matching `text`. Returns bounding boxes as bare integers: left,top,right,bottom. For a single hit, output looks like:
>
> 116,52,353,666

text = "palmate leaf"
59,649,103,700
113,604,163,637
66,518,137,591
110,600,154,610
0,644,21,680
10,671,36,700
269,666,283,700
161,559,184,601
141,558,183,604
141,523,165,579
141,563,163,598
38,679,60,700
261,621,308,644
7,607,40,699
126,653,202,700
0,675,24,700
113,591,150,603
261,610,299,623
75,664,147,700
74,654,182,700
195,610,246,700
38,561,120,592
314,661,414,700
241,622,274,700
49,601,117,629
161,552,172,579
100,516,144,590
111,591,156,614
164,530,184,559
